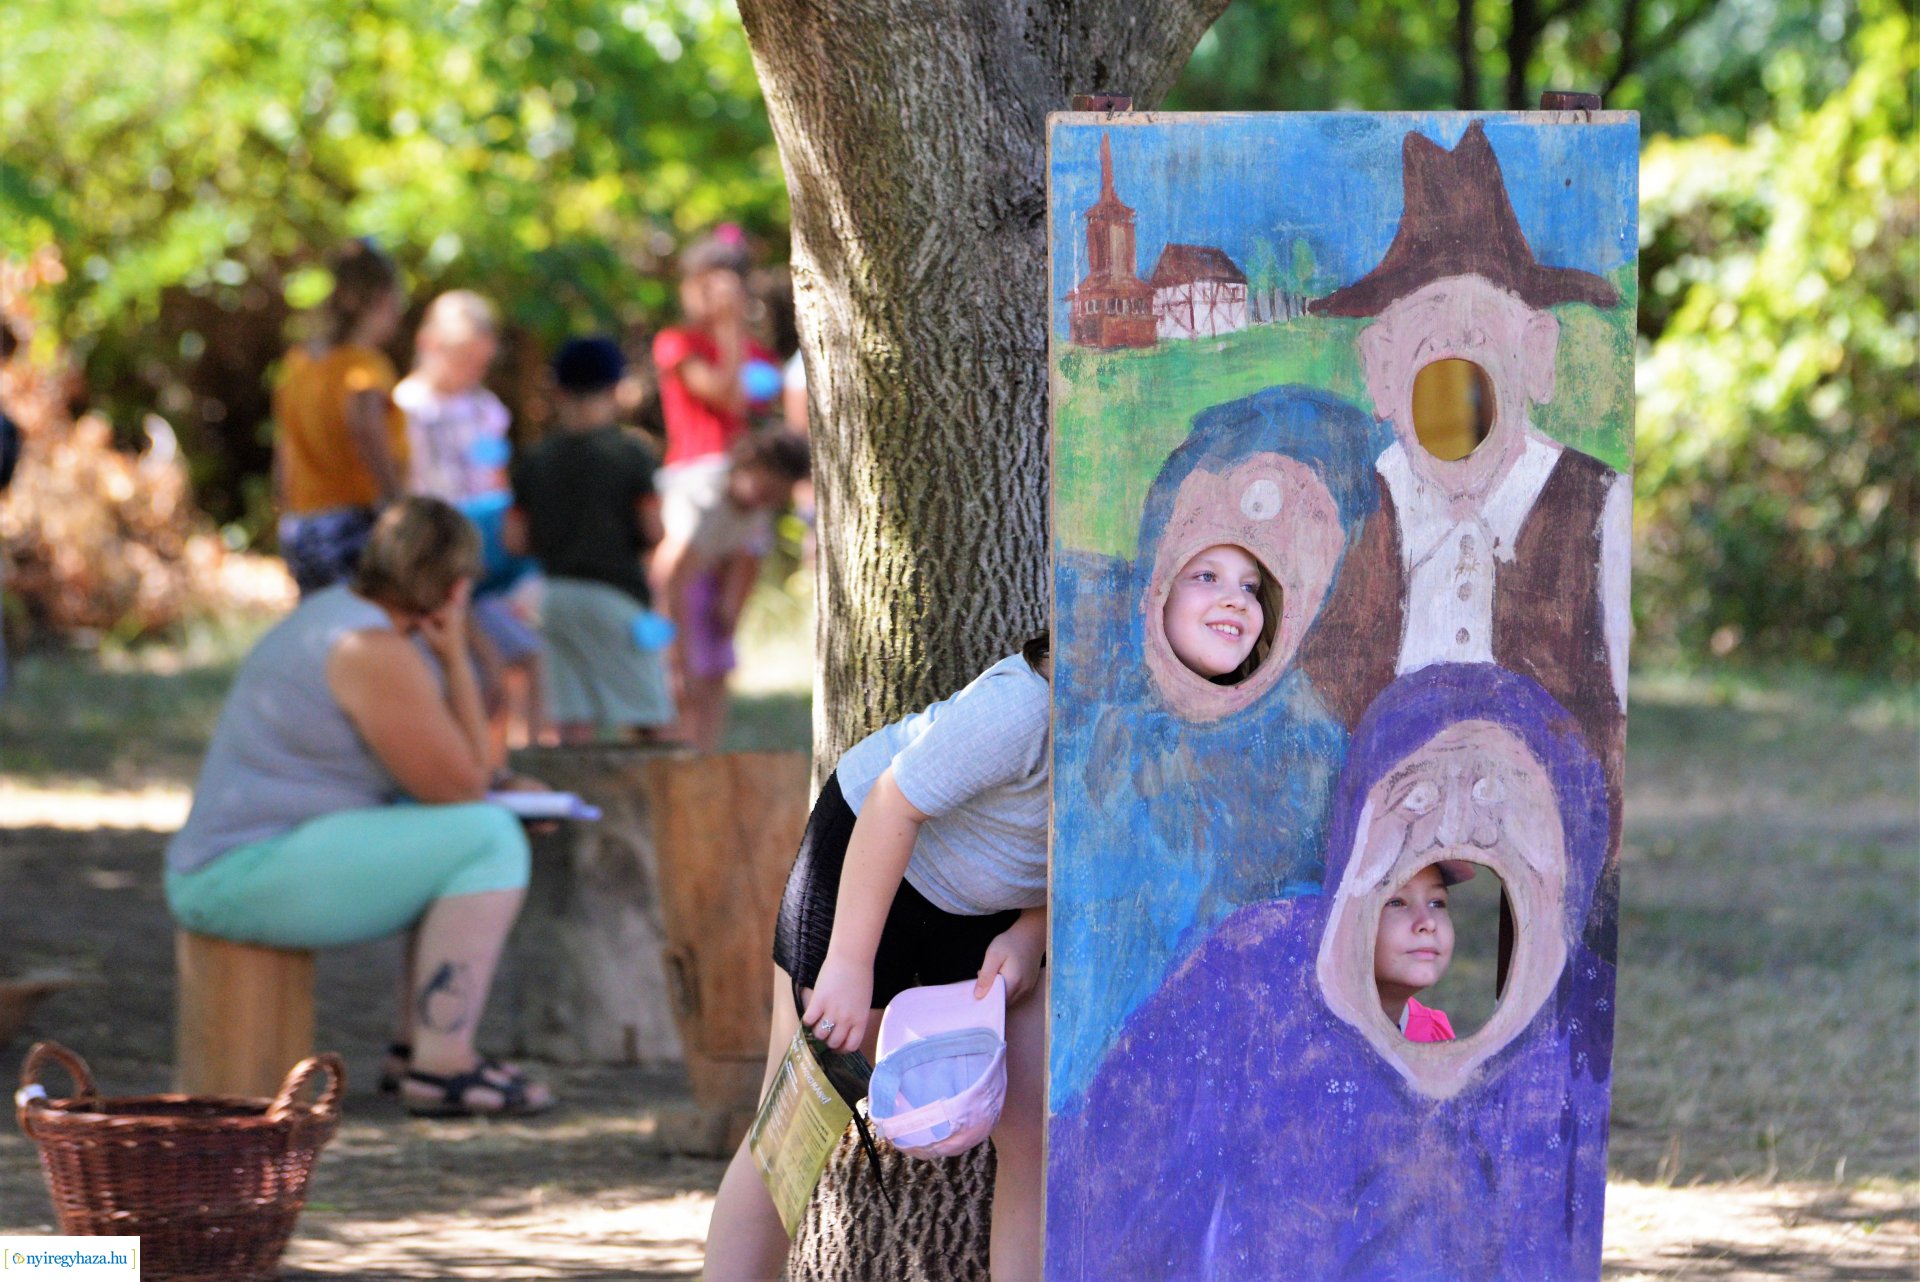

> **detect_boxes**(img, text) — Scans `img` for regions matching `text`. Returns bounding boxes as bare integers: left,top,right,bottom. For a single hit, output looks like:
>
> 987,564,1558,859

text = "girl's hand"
976,911,1046,1005
801,955,873,1054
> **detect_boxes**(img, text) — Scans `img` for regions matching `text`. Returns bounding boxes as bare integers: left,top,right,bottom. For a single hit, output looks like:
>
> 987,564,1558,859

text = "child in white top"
396,291,542,752
705,637,1051,1281
396,291,512,505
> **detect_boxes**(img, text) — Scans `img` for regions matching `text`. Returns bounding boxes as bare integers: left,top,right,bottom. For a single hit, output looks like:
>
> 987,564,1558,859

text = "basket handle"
15,1041,99,1136
17,1040,98,1103
266,1053,346,1123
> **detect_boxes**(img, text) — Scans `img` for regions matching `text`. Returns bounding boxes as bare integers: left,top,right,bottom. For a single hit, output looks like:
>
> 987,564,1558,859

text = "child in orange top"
1374,861,1463,1042
273,240,410,594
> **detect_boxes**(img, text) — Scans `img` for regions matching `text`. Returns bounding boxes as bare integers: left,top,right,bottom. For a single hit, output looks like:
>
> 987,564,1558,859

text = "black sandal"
402,1058,554,1118
377,1041,411,1095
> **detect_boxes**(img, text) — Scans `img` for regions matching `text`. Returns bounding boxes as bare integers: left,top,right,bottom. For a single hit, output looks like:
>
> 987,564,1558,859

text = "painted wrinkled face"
1374,864,1455,1012
1162,544,1264,679
1319,717,1571,1098
1355,720,1563,889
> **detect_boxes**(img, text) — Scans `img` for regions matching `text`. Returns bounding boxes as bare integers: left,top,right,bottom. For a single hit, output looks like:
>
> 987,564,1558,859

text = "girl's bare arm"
801,767,927,1052
345,388,405,503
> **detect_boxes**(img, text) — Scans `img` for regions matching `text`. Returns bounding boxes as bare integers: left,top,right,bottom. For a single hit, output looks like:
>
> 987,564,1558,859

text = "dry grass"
1609,668,1918,1187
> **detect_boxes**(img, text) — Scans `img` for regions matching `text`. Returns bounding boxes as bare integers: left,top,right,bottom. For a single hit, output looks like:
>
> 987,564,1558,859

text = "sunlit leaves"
1635,4,1916,672
1,0,784,524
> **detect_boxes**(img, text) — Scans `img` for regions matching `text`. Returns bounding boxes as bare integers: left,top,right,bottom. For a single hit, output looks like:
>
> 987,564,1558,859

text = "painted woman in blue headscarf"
1048,663,1616,1282
1050,385,1389,1107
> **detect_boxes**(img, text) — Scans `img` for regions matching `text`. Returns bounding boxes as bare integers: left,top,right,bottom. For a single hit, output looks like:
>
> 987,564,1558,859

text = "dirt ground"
1,823,1912,1279
1,666,1916,1279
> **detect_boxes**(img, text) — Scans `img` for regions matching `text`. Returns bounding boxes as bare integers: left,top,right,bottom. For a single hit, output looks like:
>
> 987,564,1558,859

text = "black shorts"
772,772,1020,1011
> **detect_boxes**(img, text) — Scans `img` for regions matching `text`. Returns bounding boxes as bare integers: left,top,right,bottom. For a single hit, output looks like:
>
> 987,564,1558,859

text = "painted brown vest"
1302,445,1622,771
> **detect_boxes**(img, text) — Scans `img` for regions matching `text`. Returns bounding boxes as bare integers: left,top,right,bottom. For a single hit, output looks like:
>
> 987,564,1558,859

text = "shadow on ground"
0,825,724,1278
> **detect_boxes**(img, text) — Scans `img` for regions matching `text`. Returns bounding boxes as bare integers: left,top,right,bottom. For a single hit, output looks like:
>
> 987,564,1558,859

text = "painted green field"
1052,274,1637,562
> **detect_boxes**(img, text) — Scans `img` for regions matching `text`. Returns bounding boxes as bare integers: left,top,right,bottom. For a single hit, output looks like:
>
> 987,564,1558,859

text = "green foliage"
1167,0,1460,114
1168,0,1862,138
1635,5,1916,674
0,0,781,321
0,0,784,520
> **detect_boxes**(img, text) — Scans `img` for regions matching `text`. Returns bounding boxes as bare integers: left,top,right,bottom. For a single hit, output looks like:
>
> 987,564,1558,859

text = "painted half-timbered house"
1149,244,1249,339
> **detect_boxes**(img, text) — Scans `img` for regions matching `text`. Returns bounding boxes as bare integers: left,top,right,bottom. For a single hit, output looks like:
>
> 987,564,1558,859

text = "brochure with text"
747,1029,856,1234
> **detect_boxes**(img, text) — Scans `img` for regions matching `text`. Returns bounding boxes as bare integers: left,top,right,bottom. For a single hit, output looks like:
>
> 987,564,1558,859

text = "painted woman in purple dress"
1048,663,1615,1282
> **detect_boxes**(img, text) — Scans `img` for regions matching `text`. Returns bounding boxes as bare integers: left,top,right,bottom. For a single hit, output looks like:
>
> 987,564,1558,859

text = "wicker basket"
15,1041,344,1282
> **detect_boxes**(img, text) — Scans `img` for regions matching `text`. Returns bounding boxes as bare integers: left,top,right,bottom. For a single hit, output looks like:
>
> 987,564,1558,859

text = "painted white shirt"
1380,430,1631,710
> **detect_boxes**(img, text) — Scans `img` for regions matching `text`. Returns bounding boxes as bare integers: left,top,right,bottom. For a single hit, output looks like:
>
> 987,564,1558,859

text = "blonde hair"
350,497,480,615
419,290,498,342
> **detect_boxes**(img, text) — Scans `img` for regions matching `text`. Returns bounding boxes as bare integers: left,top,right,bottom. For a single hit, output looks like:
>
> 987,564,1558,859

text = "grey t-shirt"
835,654,1050,915
166,586,402,874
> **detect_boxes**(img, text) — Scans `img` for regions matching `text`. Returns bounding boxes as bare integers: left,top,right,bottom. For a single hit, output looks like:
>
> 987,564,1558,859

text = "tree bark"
736,1,1226,1276
739,0,1226,772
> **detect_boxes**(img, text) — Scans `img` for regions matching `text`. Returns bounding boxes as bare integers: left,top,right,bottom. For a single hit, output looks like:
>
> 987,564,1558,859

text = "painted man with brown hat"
1301,120,1632,777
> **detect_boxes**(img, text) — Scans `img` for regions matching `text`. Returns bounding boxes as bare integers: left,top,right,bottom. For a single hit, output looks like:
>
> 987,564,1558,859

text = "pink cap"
868,977,1008,1159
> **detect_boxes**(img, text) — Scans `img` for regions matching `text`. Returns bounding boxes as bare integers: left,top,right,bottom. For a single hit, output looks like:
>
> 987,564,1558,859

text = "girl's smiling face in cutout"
1163,544,1264,679
1373,863,1455,1023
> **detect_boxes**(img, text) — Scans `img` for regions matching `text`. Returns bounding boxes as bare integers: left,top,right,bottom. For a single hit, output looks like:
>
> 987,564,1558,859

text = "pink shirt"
1401,997,1455,1043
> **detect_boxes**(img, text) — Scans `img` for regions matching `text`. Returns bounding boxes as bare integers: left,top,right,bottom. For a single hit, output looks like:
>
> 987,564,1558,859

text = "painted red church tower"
1066,134,1157,349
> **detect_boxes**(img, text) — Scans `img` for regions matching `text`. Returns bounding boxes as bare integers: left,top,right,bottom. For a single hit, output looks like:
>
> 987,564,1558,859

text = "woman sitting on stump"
165,497,553,1116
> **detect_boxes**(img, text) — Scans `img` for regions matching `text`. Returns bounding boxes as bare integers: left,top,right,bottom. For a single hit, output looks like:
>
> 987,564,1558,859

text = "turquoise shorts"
165,802,530,950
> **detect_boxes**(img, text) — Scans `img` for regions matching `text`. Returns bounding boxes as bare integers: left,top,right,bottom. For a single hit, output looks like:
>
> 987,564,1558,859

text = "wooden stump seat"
174,931,315,1098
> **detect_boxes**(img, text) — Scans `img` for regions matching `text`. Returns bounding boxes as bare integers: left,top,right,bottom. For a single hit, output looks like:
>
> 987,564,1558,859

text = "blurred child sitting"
397,291,543,753
1374,862,1465,1043
509,338,671,743
651,429,810,751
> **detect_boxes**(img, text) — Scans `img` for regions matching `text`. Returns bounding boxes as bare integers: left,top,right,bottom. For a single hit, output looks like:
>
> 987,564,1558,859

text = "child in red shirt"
1374,861,1464,1043
651,226,779,467
650,228,784,746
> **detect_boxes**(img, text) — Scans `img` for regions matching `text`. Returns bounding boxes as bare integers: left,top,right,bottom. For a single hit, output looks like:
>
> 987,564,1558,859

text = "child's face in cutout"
1374,864,1454,1019
1163,544,1264,679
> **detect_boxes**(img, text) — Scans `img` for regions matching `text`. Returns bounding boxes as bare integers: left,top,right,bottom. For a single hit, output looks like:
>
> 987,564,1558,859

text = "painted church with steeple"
1065,134,1158,349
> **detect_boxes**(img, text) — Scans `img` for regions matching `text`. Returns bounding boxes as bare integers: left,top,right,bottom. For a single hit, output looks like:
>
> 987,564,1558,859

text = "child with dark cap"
509,337,672,742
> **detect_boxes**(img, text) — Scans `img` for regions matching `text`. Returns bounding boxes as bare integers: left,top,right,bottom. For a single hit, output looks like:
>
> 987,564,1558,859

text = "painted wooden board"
1045,111,1637,1281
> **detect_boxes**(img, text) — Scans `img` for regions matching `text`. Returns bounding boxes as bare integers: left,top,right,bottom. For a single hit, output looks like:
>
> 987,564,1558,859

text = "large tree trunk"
740,0,1225,768
736,1,1225,1276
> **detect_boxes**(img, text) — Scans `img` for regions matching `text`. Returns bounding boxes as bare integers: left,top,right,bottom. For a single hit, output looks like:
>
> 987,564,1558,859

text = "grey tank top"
166,586,403,874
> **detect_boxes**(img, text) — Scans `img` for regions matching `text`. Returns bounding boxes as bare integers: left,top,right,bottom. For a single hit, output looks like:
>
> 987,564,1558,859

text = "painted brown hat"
1310,121,1619,318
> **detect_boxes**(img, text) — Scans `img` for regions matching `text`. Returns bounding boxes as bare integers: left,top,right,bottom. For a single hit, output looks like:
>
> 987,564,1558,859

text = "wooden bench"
174,931,314,1098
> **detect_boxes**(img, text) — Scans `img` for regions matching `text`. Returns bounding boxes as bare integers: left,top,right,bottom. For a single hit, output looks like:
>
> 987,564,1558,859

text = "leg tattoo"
416,961,474,1035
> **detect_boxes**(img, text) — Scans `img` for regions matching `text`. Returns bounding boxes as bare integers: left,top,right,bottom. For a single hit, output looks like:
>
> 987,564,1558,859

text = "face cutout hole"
1410,358,1495,461
1374,861,1506,1041
1160,543,1282,686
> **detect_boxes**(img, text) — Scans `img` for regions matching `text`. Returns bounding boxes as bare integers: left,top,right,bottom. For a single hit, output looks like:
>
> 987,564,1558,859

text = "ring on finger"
816,1018,836,1035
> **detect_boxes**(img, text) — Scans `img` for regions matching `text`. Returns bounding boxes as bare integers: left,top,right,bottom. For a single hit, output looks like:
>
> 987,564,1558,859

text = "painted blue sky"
1048,112,1639,340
